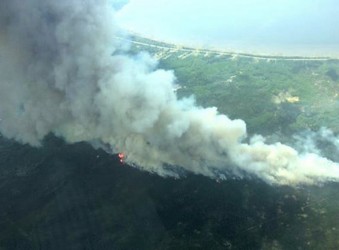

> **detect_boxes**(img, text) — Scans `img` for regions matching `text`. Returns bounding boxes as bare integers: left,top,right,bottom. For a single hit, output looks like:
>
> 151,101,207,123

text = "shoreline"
120,32,339,61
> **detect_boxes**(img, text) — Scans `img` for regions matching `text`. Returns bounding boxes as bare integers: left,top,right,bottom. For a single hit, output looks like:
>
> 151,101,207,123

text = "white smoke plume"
1,0,339,185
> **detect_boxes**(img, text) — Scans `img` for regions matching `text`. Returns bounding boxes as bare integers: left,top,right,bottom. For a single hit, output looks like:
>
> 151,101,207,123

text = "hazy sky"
116,0,339,56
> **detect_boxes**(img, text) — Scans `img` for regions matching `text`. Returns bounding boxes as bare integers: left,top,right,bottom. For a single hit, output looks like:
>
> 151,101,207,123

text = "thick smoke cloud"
1,0,339,185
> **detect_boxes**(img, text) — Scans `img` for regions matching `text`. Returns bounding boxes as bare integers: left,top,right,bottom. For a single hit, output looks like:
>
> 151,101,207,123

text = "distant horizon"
116,0,339,57
125,30,339,59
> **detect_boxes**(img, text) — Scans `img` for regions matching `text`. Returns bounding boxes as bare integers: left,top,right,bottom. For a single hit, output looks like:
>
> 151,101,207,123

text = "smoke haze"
1,0,339,185
117,0,339,57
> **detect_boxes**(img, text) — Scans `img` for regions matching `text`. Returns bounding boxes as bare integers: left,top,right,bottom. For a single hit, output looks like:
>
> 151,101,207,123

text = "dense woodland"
130,36,339,136
0,37,338,249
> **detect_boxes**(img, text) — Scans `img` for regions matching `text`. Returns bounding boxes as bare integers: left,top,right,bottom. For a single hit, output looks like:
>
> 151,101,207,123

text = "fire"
118,153,125,163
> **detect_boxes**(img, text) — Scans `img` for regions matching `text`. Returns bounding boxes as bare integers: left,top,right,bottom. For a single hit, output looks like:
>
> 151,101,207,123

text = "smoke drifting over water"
1,0,339,185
